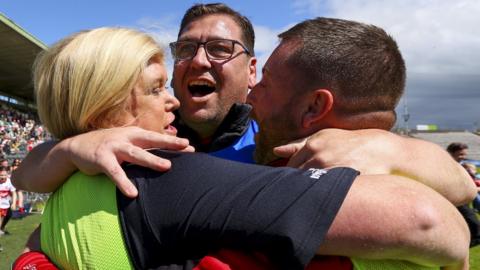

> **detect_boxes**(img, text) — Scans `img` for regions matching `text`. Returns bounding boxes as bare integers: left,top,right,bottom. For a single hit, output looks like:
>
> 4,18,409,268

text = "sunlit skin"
121,60,179,135
451,149,468,162
247,42,311,164
172,14,256,139
0,170,8,184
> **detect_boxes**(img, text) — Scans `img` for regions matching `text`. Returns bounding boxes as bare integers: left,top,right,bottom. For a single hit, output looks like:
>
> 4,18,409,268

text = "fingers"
119,144,173,171
283,139,328,169
273,138,307,158
102,162,138,198
285,152,312,169
69,127,195,198
126,128,190,150
274,142,312,169
179,145,195,152
273,143,302,158
285,140,318,169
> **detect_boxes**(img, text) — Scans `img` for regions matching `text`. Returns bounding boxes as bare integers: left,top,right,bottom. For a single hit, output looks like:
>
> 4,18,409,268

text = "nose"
190,45,211,69
166,92,180,111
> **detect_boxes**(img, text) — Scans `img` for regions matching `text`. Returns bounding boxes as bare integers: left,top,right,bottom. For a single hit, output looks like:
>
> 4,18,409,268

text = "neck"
332,110,395,130
254,132,302,165
254,146,278,165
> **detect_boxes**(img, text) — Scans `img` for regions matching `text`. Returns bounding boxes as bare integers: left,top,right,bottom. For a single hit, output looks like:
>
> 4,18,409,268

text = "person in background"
0,159,13,234
462,162,480,212
0,158,8,168
9,160,26,219
447,142,480,247
0,166,16,237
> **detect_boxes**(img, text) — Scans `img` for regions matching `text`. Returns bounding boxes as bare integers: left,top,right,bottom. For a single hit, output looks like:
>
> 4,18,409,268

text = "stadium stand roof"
0,12,46,105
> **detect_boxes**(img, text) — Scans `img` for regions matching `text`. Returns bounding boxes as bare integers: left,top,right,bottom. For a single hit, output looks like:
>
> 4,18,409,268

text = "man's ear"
302,89,334,128
247,57,257,89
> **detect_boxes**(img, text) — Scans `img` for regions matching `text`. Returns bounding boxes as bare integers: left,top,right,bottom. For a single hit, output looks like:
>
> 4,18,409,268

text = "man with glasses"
169,3,258,163
170,39,251,62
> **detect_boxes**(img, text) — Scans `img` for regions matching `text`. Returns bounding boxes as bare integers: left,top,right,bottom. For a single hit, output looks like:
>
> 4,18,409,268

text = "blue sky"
1,0,479,130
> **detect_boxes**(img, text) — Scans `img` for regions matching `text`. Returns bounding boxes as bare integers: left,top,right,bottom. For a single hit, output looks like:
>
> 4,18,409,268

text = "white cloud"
135,16,180,92
292,0,480,75
252,25,281,76
253,23,302,78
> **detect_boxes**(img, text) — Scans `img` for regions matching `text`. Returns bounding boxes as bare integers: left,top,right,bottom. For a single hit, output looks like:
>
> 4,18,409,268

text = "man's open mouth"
188,80,216,97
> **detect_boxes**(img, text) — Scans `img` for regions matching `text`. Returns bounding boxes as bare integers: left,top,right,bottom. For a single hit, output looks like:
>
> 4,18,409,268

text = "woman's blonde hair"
34,27,164,139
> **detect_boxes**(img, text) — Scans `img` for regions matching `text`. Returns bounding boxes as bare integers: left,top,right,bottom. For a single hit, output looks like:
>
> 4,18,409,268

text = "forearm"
11,192,17,210
17,191,24,208
277,128,475,205
319,174,469,266
388,133,476,205
24,225,41,252
12,140,77,192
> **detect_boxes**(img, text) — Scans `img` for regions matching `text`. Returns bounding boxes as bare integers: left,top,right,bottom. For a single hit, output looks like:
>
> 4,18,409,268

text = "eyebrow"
178,35,230,41
145,77,167,88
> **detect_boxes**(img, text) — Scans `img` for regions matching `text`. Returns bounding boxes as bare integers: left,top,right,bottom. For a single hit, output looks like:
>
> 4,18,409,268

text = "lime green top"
41,172,132,269
352,257,440,270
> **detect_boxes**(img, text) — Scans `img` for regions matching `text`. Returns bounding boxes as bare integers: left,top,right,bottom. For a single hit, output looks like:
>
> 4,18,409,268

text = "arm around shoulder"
318,174,469,267
390,134,476,205
12,139,76,192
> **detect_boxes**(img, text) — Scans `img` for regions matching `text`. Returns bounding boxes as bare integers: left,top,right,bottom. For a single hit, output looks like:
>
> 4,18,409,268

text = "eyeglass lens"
174,40,236,60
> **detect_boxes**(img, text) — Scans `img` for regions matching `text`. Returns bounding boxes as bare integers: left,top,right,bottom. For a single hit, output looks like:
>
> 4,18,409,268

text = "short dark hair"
279,17,405,116
447,142,468,154
178,3,255,56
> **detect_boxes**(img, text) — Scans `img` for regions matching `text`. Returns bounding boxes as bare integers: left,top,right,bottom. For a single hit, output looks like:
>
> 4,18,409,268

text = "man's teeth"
188,80,215,87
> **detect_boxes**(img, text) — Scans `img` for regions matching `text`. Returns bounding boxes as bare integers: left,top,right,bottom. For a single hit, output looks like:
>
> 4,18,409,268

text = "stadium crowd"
0,102,51,252
0,102,50,158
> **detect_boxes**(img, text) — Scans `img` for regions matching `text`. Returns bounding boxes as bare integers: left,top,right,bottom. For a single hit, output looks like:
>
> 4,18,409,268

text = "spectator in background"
0,160,13,234
447,142,480,247
0,166,17,237
0,102,50,157
13,160,25,217
463,162,480,212
0,158,8,168
463,163,480,181
448,143,469,162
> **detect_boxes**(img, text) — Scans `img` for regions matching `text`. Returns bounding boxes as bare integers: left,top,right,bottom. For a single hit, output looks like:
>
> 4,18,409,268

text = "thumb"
273,138,307,158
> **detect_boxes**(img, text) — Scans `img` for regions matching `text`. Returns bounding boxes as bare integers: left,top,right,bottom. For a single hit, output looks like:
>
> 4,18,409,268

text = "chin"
184,111,218,124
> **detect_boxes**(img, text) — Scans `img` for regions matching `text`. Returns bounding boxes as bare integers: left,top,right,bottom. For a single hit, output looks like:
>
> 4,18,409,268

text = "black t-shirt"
117,150,358,270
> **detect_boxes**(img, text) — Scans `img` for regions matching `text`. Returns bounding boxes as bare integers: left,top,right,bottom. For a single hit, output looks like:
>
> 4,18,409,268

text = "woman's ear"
302,89,334,128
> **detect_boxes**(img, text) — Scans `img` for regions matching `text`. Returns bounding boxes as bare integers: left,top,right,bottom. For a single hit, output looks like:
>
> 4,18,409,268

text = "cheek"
172,66,186,88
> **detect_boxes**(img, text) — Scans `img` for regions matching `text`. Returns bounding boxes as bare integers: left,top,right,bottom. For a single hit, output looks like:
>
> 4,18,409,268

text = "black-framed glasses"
169,39,251,61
